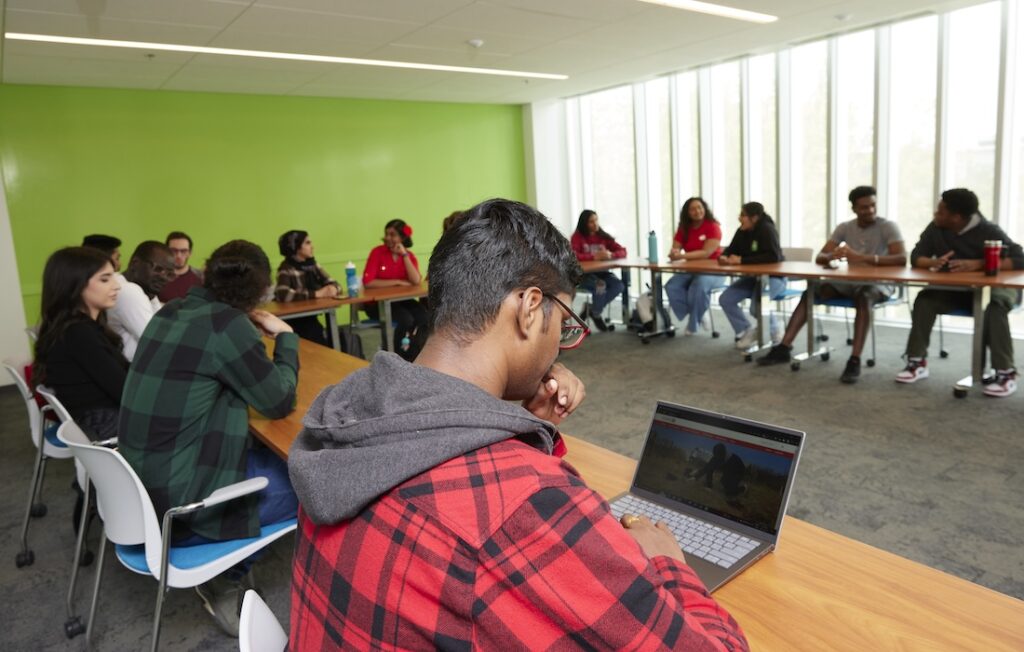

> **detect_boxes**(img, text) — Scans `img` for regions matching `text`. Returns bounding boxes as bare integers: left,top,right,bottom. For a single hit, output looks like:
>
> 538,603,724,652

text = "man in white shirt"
108,241,175,360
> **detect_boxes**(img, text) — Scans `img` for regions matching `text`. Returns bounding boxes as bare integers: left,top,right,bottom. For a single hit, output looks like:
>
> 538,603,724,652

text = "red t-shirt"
362,244,420,285
673,220,723,259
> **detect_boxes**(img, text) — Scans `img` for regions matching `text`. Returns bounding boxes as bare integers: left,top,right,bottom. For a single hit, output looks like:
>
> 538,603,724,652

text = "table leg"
382,300,395,352
791,279,830,367
954,286,989,395
620,267,632,325
326,309,340,351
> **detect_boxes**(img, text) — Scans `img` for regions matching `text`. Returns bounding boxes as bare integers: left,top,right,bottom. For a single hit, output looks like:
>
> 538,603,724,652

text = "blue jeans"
719,276,788,335
579,271,624,315
665,273,726,333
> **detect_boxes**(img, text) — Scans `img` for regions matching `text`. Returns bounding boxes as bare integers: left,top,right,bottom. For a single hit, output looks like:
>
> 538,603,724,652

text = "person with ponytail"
717,202,787,350
571,209,626,332
34,246,127,440
274,230,340,345
362,219,428,361
119,240,299,637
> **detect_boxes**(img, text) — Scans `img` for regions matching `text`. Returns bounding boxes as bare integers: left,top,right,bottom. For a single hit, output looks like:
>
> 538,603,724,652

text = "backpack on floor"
338,327,365,360
631,292,655,332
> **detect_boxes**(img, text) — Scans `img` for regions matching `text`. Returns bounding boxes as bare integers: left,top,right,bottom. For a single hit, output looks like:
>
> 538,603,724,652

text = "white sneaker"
983,370,1017,398
735,327,759,350
895,358,929,384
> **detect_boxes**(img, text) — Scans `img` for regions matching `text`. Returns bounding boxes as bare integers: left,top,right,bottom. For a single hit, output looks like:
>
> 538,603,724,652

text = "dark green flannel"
119,287,299,541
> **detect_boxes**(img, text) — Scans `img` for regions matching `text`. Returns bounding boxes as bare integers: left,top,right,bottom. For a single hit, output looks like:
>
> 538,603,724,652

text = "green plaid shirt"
119,287,299,541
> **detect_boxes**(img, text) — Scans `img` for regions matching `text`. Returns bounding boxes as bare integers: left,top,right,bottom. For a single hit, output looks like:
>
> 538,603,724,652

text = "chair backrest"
57,422,162,558
239,590,288,652
36,385,73,423
3,360,43,450
783,247,814,263
25,326,39,342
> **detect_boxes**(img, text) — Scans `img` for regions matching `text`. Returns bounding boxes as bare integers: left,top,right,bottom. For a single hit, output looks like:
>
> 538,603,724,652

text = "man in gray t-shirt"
758,185,907,384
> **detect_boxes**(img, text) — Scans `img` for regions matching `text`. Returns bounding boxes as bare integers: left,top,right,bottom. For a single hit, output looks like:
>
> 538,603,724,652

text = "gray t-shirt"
829,217,903,255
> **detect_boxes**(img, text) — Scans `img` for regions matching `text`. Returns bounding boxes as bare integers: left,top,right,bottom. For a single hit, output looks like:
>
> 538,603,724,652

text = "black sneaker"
840,356,861,384
580,302,592,323
591,313,611,332
756,344,792,366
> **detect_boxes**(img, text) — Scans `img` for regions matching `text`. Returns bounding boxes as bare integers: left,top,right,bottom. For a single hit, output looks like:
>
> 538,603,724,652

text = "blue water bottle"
345,261,359,298
647,230,659,264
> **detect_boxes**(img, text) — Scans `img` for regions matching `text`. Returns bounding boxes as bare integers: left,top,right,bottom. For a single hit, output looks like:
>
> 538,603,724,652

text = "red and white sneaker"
983,369,1017,398
895,358,929,383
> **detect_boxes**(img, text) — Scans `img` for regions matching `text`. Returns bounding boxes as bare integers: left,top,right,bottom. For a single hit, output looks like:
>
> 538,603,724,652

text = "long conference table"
582,258,1024,396
249,339,1024,651
263,283,428,353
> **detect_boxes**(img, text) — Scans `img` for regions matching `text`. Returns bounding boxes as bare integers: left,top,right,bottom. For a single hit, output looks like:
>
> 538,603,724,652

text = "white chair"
56,421,297,651
239,590,288,652
4,361,74,569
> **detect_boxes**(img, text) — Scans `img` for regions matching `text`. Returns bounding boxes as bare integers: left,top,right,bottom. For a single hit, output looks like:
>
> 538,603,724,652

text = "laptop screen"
632,402,803,537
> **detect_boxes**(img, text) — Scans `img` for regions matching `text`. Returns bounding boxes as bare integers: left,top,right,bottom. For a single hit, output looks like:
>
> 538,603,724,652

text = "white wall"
0,173,30,383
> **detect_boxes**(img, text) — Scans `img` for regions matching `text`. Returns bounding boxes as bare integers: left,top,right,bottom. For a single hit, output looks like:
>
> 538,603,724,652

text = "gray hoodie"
288,351,557,526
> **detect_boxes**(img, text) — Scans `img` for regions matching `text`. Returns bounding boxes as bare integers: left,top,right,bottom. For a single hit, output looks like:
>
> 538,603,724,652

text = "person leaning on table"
274,229,341,346
288,198,748,651
896,188,1024,397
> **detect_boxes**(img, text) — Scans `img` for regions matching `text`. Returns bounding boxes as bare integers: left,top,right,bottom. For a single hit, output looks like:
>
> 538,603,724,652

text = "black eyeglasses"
543,293,591,350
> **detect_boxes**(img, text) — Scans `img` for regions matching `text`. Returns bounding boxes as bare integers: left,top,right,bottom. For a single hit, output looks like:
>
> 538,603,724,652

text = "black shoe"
580,302,592,323
840,357,861,384
756,344,792,366
592,313,611,332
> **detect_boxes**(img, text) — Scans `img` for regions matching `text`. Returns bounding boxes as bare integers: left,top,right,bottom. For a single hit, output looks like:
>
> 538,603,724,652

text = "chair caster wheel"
818,334,830,342
866,359,876,368
64,616,86,639
790,362,801,371
608,324,616,332
711,331,720,339
940,350,949,359
744,354,752,363
79,550,94,567
666,330,675,338
30,503,47,518
953,388,968,399
641,338,651,345
821,352,830,361
846,338,853,345
15,550,34,568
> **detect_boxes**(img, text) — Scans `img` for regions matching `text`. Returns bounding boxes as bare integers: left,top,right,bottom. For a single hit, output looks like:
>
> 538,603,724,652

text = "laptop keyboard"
610,494,759,569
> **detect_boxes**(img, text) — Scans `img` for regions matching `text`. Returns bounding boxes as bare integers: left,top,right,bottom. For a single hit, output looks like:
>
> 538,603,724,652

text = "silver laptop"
609,401,805,592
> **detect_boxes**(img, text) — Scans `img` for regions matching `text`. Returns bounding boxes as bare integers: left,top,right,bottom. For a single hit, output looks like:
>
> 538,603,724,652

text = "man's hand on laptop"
522,363,585,425
621,514,687,563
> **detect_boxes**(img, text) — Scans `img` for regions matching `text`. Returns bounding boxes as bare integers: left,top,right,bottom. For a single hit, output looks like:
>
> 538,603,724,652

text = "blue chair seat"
43,421,66,448
115,518,297,573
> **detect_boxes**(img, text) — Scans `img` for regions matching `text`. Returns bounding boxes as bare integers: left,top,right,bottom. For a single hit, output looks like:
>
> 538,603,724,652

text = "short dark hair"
941,188,980,218
427,199,582,343
166,231,193,250
848,186,877,205
81,234,121,254
385,219,413,248
278,230,308,258
203,240,271,312
129,241,172,267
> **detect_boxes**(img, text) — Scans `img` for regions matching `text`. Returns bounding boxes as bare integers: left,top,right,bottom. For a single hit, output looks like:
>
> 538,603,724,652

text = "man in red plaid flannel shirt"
288,199,749,651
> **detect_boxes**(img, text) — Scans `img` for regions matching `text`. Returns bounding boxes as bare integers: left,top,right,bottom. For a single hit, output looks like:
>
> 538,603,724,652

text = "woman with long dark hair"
33,246,127,440
717,202,787,350
274,229,340,345
571,209,626,331
362,219,428,360
664,197,725,335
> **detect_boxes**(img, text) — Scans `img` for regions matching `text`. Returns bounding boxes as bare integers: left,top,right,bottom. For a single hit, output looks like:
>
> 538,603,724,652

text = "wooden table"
249,342,1024,650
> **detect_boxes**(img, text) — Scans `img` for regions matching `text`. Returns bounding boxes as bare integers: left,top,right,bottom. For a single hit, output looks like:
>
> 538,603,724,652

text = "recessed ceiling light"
636,0,778,24
4,32,568,80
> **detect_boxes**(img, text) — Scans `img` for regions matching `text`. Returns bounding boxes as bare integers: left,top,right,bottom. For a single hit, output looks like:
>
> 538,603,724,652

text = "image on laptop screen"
633,404,801,536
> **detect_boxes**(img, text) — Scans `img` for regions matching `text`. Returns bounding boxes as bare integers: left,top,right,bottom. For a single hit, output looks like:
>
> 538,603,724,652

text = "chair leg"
844,309,852,345
30,456,48,517
868,310,877,367
84,529,108,647
16,447,47,568
939,314,949,358
64,476,92,638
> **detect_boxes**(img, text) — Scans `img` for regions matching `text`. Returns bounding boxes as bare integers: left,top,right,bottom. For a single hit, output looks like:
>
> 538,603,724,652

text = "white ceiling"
0,0,988,104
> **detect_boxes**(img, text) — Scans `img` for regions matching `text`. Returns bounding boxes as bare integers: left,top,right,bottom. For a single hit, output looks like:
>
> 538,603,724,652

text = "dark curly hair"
385,219,413,248
203,240,272,312
678,197,717,247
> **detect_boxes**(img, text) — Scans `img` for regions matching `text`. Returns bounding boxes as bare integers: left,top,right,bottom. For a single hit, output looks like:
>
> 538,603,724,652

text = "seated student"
81,234,122,272
288,198,749,651
119,240,300,637
897,188,1024,396
107,241,175,361
758,186,906,384
159,231,204,302
362,219,428,361
33,247,127,440
718,202,787,350
571,209,627,332
274,230,340,346
665,197,725,335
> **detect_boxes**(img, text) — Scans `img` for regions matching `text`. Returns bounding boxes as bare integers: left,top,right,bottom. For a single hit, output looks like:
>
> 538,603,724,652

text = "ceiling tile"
431,2,598,41
6,0,248,27
3,53,179,89
252,0,474,23
222,5,420,46
391,26,547,57
6,8,223,44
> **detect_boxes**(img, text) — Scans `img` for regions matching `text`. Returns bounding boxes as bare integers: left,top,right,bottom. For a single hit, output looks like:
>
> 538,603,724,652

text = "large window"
888,16,938,243
645,77,674,247
747,54,777,219
671,71,700,247
584,85,638,254
789,41,829,246
834,30,876,222
709,62,742,217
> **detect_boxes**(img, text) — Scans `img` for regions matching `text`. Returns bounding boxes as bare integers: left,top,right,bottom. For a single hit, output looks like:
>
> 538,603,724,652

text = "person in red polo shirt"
288,198,748,651
362,219,428,360
664,197,725,335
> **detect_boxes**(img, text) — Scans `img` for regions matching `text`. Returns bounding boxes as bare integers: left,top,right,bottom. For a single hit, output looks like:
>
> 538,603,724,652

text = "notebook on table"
609,401,805,592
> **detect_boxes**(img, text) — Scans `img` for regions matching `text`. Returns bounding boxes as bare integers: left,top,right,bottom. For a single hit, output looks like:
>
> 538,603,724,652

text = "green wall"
0,84,526,322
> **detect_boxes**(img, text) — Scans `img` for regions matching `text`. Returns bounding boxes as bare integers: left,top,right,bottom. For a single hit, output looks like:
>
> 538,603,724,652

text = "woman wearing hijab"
275,230,340,345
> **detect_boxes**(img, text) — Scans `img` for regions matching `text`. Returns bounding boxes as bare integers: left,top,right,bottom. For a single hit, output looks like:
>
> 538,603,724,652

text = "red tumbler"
984,240,1002,276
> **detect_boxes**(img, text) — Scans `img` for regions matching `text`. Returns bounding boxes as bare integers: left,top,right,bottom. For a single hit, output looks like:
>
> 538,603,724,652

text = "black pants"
288,315,329,347
365,299,428,361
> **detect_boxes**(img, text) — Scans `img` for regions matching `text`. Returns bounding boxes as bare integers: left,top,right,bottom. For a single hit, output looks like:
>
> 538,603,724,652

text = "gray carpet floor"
2,309,1021,650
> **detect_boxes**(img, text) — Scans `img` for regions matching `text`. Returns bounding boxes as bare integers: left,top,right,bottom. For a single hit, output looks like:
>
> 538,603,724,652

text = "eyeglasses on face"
543,293,590,350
